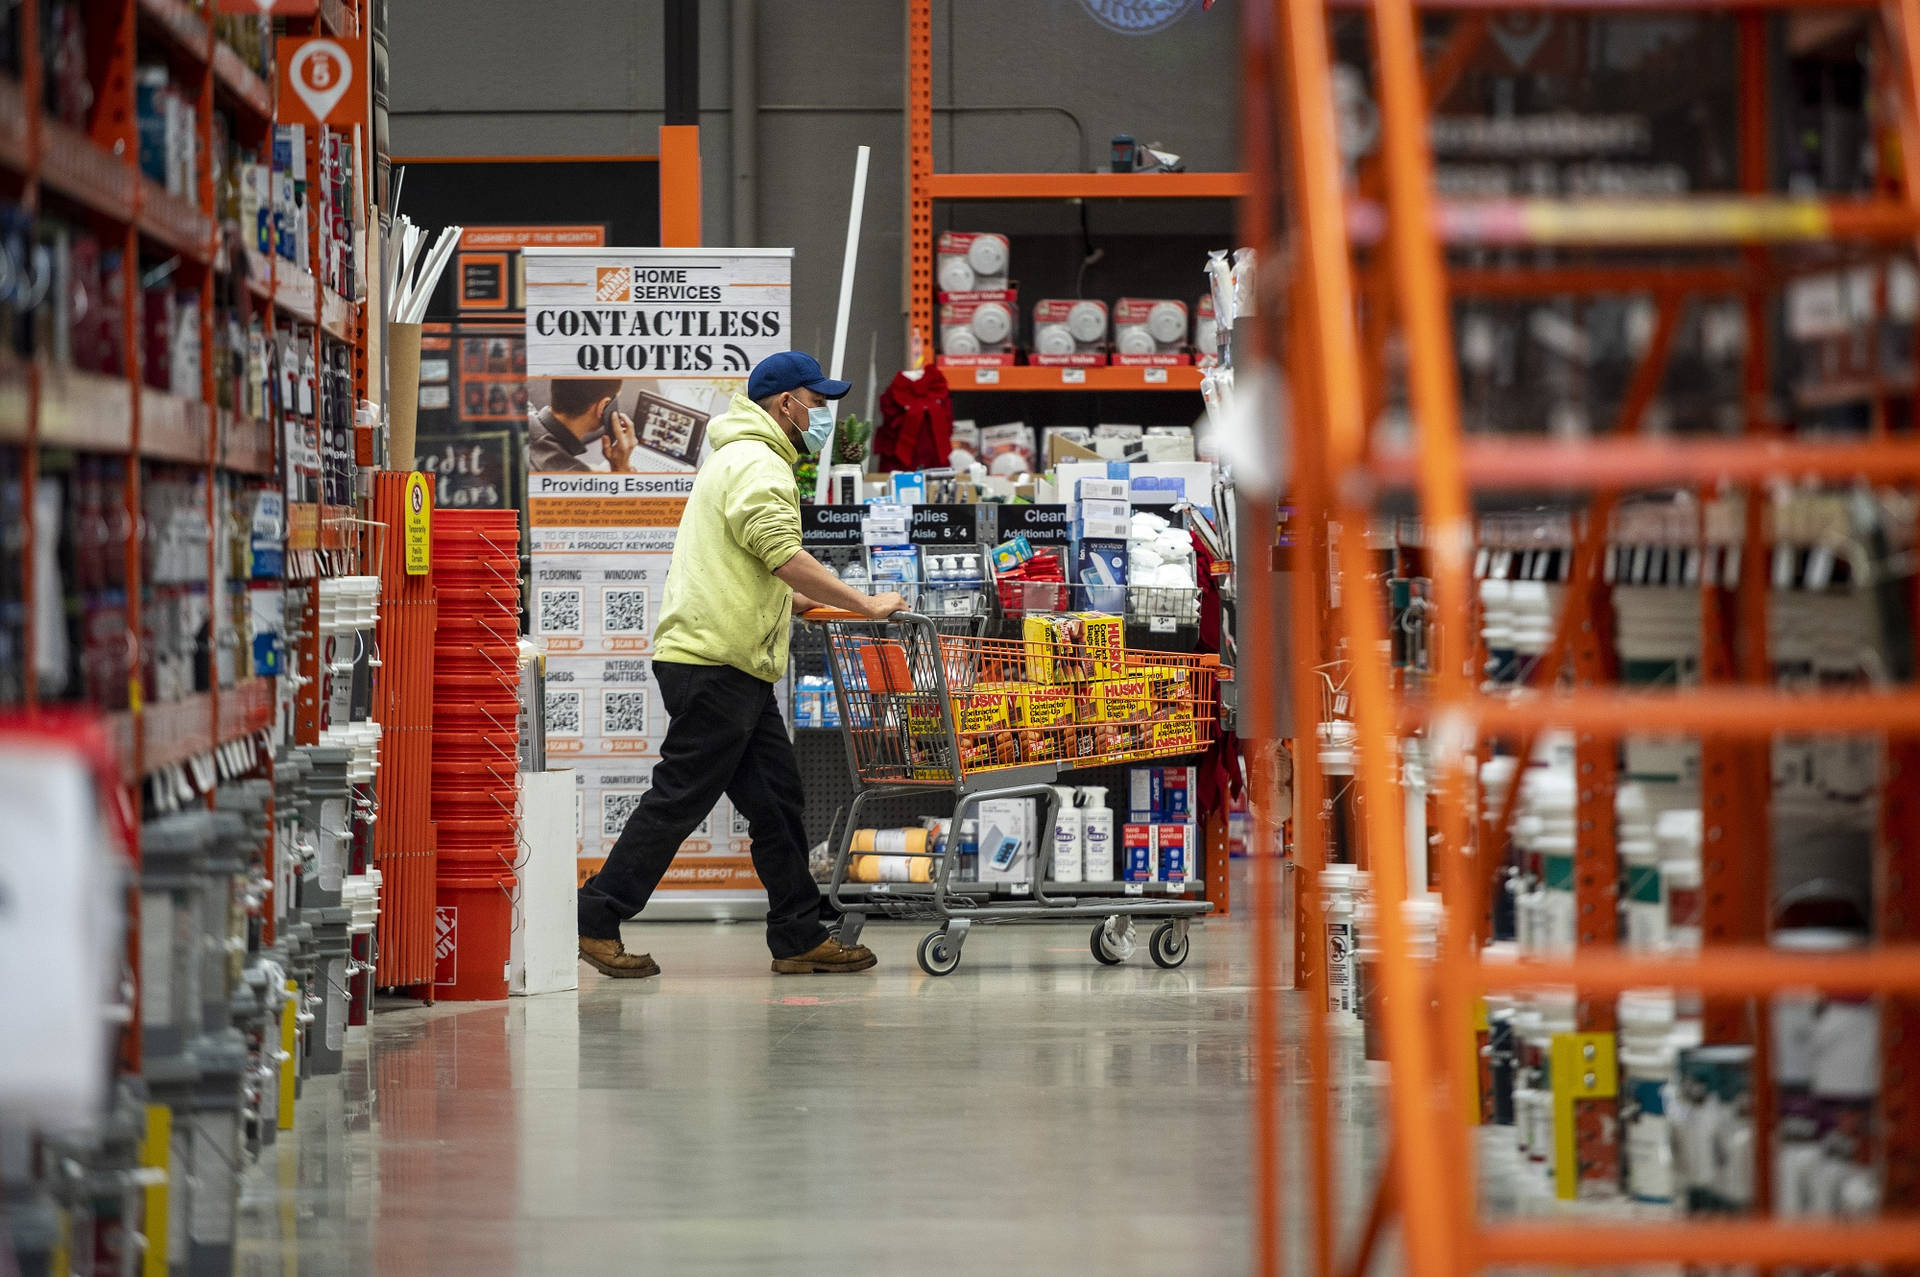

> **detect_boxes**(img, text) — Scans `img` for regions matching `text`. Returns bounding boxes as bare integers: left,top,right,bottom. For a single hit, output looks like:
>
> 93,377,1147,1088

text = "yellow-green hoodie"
652,393,804,682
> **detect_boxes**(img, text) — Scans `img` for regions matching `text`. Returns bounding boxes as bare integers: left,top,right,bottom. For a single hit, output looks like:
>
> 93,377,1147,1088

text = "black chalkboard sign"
994,503,1072,546
801,505,868,547
910,504,980,546
414,428,520,511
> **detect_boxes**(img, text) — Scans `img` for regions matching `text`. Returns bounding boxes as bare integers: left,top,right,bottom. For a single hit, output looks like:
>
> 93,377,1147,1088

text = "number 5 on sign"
277,36,367,129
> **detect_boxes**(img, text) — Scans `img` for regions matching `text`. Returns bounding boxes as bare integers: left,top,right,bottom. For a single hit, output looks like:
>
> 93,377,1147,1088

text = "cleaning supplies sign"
403,472,432,574
522,248,792,376
526,247,793,901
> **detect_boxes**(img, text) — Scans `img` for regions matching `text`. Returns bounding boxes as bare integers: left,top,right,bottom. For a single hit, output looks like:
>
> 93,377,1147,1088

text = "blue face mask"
800,402,835,454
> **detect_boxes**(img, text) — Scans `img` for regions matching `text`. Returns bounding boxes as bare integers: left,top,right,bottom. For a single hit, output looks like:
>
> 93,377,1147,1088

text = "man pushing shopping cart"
577,352,906,978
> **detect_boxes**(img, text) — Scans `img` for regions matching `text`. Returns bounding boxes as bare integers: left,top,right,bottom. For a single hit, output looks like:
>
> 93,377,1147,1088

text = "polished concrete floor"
234,908,1391,1277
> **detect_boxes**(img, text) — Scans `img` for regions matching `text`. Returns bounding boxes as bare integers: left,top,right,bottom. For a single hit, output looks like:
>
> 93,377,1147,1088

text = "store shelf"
942,364,1204,392
142,691,213,774
39,365,135,452
924,171,1249,200
216,245,275,303
140,388,214,464
1791,372,1916,409
0,74,28,173
1371,434,1920,491
41,119,137,223
137,0,211,61
321,287,355,342
1347,195,1920,248
276,266,319,323
219,410,276,475
217,677,274,742
212,42,273,122
138,179,214,262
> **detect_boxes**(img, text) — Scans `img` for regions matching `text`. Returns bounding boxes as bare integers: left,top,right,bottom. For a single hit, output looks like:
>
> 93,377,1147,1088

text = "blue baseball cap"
747,351,852,402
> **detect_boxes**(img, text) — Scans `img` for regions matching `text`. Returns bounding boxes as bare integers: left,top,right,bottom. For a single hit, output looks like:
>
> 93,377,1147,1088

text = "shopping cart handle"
800,607,920,623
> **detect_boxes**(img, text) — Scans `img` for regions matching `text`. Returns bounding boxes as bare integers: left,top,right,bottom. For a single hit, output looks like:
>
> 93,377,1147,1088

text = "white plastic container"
1320,863,1365,1021
1620,836,1666,951
1050,786,1084,883
1078,787,1114,881
1618,989,1680,1204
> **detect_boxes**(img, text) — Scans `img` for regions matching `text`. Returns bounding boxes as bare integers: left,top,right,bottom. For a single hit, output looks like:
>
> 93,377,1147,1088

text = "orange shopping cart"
808,608,1223,975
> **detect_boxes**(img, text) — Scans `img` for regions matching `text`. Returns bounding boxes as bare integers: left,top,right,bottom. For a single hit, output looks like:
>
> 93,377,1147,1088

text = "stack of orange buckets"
430,510,523,1000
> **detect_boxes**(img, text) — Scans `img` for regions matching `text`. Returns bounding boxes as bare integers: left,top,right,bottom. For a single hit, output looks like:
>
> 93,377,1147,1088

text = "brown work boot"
771,935,878,974
579,936,660,979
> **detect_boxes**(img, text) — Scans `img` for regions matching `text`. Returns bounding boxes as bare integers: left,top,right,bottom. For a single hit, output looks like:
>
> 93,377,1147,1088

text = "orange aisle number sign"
276,36,366,130
405,473,432,574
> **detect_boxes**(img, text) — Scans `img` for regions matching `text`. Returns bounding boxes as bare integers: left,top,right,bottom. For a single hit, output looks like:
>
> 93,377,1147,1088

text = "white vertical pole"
814,144,870,506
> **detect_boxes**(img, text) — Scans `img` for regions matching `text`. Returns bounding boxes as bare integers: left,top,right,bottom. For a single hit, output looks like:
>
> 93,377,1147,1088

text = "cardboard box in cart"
977,797,1033,882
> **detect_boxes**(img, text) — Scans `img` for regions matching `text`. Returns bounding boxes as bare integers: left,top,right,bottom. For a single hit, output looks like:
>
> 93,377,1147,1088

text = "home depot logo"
594,266,632,303
434,905,457,985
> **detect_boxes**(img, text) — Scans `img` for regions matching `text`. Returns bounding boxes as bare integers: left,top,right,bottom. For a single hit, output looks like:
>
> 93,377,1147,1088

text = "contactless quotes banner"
523,247,793,892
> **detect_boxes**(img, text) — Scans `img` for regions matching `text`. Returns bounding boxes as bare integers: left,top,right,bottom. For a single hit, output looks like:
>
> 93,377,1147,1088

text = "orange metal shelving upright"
1245,0,1920,1272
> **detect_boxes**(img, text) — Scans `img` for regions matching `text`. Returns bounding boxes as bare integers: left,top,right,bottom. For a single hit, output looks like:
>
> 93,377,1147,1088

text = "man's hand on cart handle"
775,551,909,622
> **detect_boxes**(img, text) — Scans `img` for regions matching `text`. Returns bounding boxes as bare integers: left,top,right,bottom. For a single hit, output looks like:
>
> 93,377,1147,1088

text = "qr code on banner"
546,689,582,737
602,588,648,634
601,790,646,838
602,689,650,736
537,588,582,635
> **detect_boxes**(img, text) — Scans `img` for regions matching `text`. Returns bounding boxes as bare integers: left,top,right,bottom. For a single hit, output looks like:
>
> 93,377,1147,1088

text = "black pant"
577,660,829,959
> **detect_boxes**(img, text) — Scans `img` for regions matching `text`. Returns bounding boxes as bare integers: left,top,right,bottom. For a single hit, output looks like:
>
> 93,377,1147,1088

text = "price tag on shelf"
1124,882,1145,896
1012,882,1032,896
1061,368,1086,385
975,367,1000,386
869,883,891,894
1144,367,1169,384
1150,616,1175,633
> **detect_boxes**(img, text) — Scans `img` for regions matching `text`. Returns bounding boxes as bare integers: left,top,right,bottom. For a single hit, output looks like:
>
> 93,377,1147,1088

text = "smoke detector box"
1193,295,1219,366
1110,298,1191,366
938,289,1019,367
936,231,1011,296
1030,298,1108,366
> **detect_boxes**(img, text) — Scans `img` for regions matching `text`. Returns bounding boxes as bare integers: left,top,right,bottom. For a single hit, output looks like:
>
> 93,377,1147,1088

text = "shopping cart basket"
807,608,1222,975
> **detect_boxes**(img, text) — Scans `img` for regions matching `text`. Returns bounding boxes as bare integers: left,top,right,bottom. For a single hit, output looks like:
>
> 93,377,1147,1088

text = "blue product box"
1156,823,1192,883
1129,765,1195,821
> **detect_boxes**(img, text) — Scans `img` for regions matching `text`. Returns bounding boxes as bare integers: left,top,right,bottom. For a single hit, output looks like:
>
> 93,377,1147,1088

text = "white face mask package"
1111,298,1191,366
938,291,1019,366
935,231,1011,294
1030,298,1108,366
979,421,1037,476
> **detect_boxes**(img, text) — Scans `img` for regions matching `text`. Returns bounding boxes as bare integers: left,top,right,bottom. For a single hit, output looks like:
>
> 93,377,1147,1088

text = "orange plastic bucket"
433,869,517,1001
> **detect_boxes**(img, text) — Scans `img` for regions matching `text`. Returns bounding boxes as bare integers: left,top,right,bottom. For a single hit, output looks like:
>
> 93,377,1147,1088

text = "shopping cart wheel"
1090,917,1135,965
1149,921,1190,969
917,930,962,977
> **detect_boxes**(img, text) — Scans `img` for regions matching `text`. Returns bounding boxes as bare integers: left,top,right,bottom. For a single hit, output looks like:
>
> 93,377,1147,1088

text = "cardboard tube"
387,321,422,469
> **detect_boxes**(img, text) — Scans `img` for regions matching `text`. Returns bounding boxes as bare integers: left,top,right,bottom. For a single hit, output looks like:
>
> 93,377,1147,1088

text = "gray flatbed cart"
807,609,1219,976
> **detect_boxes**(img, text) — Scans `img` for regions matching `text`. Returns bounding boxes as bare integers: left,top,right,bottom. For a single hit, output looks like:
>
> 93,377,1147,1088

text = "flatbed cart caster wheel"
918,930,962,976
1149,921,1190,969
1091,917,1135,965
